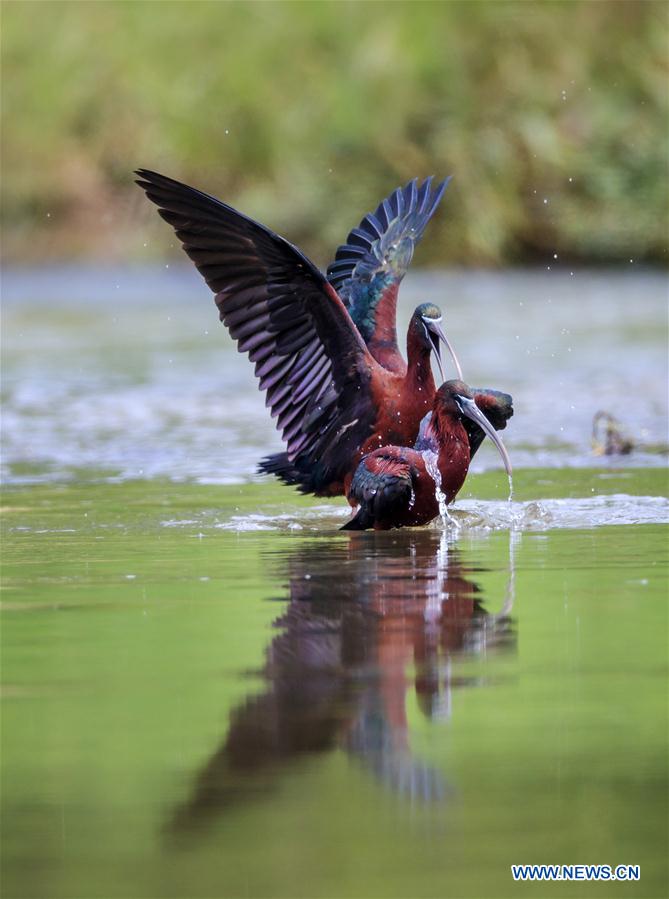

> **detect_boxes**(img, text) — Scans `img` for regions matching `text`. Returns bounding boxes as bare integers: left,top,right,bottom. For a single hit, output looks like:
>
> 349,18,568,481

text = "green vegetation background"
2,0,667,265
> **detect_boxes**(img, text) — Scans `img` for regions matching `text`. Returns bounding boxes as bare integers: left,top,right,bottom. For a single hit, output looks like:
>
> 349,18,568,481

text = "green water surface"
2,470,668,899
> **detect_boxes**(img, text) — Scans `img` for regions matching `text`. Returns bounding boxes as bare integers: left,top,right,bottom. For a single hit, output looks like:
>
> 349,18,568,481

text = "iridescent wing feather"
136,170,379,489
326,177,450,367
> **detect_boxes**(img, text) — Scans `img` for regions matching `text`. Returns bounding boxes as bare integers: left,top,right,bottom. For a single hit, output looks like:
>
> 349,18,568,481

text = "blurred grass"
2,0,667,265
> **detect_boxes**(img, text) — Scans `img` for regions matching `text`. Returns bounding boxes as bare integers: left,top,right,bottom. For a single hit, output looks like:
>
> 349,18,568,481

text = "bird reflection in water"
168,530,517,835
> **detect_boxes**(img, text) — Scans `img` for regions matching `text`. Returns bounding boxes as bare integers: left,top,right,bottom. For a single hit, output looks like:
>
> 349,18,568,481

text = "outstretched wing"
326,177,450,371
135,169,379,486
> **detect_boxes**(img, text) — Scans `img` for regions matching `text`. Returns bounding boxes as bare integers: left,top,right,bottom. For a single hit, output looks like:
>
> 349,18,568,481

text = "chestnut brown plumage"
136,169,465,495
344,381,513,530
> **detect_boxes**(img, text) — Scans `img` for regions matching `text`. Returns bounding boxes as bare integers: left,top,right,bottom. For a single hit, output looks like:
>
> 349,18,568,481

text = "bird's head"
434,380,513,475
412,304,463,381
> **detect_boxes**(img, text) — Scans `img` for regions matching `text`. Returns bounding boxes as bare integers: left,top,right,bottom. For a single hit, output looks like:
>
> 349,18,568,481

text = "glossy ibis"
344,380,513,530
136,170,462,496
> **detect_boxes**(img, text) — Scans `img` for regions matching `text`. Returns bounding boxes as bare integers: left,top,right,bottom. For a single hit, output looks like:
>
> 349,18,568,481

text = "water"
2,486,667,898
214,492,669,533
2,267,667,485
2,266,668,897
421,449,452,527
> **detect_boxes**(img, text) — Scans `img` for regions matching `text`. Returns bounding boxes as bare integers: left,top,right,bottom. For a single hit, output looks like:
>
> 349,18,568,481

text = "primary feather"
136,169,380,491
326,177,450,372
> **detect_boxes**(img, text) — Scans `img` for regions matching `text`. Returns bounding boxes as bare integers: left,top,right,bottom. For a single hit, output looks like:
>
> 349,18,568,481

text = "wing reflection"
168,530,516,835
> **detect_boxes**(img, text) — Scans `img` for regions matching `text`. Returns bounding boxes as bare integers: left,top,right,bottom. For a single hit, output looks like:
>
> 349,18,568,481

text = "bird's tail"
258,452,302,486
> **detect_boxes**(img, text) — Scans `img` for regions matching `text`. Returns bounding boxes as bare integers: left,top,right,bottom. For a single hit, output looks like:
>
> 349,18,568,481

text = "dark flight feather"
136,169,381,491
326,177,451,360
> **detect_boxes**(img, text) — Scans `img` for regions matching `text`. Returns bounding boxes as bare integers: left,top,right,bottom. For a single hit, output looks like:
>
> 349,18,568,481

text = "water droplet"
422,450,452,528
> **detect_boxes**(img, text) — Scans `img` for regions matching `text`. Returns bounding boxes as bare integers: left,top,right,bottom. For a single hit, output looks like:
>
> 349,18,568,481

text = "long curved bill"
427,321,463,381
455,394,513,475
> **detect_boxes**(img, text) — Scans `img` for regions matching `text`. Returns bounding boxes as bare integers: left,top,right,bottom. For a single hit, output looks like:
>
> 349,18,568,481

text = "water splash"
421,450,458,529
453,494,668,531
207,494,668,533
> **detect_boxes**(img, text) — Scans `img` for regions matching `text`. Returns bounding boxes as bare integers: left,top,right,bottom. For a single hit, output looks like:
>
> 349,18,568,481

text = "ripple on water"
453,494,668,531
211,506,349,532
194,494,669,533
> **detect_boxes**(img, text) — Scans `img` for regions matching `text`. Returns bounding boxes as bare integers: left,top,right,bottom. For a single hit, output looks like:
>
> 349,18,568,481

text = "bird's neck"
405,329,436,394
426,407,471,501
